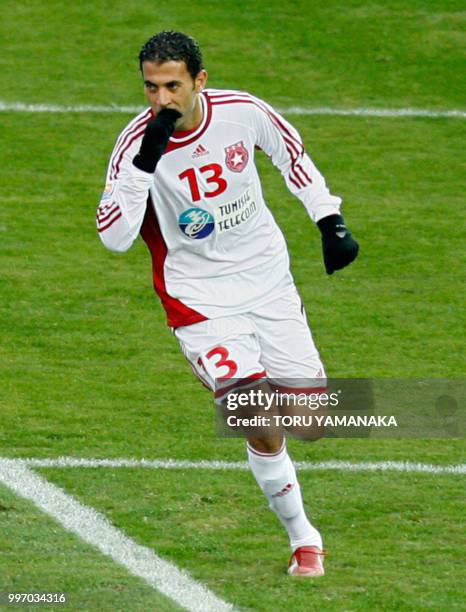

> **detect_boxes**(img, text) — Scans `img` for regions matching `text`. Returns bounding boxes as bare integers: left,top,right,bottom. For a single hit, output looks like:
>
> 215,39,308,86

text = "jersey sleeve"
96,111,153,252
249,97,341,222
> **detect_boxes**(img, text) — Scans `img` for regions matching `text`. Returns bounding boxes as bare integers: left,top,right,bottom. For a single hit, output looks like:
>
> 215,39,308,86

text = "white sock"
247,442,323,550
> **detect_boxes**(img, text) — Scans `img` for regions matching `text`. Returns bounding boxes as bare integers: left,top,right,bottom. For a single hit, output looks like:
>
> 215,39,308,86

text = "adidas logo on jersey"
191,144,209,158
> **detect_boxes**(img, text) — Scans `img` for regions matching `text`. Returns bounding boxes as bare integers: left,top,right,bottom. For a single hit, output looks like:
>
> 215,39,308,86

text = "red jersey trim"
96,202,122,232
109,110,152,181
139,196,208,328
97,211,122,233
214,371,268,399
164,93,213,154
97,203,119,222
172,121,202,139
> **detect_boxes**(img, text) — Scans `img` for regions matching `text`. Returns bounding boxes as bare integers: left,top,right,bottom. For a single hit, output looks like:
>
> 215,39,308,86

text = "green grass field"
0,1,465,610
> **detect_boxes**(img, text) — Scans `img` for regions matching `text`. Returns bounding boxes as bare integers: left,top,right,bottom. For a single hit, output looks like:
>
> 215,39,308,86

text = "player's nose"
155,88,171,108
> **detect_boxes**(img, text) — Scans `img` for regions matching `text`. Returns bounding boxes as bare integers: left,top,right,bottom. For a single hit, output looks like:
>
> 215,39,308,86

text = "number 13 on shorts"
196,334,266,390
199,346,239,380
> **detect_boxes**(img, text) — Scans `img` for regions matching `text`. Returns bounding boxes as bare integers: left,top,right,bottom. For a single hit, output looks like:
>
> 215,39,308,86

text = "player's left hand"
317,214,359,275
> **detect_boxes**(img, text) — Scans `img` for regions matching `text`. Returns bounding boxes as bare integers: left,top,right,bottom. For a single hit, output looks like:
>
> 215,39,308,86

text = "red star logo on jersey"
224,141,249,172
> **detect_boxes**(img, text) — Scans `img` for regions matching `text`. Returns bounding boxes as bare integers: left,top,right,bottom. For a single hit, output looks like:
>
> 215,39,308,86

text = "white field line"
21,457,466,474
0,458,236,612
0,100,465,119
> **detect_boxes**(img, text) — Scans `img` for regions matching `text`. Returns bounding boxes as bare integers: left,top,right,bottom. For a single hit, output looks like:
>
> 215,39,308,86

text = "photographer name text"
226,415,398,428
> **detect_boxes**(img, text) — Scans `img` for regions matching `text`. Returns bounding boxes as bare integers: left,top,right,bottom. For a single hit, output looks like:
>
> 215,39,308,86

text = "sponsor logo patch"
178,207,215,239
178,187,258,239
214,186,258,233
224,141,249,172
100,183,114,204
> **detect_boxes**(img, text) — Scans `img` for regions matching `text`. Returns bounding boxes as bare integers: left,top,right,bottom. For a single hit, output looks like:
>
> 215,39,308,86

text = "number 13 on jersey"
179,164,228,202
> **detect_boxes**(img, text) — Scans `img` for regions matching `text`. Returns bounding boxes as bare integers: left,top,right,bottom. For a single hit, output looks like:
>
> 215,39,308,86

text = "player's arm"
251,99,358,274
97,109,180,252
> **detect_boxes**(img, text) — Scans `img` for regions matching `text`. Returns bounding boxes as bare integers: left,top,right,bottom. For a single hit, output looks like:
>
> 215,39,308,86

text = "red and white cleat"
287,546,326,577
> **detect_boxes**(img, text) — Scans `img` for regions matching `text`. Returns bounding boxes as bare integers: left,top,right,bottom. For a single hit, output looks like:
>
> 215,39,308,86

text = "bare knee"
247,434,283,454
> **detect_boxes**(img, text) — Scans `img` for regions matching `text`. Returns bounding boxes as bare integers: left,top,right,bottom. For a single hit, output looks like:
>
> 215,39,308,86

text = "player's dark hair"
139,31,204,80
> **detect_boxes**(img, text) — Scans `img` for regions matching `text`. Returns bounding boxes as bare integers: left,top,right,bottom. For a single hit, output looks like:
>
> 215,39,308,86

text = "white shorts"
174,281,326,398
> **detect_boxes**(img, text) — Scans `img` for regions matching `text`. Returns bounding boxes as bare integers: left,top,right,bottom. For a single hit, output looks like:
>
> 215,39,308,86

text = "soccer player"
97,31,358,577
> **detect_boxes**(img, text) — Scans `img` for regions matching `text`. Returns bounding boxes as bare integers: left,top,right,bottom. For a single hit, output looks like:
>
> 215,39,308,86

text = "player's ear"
195,69,208,92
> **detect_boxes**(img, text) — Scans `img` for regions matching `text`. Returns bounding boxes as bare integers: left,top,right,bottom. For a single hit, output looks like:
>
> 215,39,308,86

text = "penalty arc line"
18,457,466,474
0,101,465,119
0,458,237,612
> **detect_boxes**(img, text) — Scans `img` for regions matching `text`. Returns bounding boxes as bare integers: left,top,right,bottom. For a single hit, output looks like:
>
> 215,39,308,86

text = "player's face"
142,60,208,130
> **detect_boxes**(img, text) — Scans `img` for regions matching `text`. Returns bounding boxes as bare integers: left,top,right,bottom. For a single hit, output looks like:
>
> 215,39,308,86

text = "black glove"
317,214,359,275
132,108,182,173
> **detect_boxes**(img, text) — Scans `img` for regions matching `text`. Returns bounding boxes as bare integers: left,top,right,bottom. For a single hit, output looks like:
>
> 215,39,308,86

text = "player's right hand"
132,108,182,173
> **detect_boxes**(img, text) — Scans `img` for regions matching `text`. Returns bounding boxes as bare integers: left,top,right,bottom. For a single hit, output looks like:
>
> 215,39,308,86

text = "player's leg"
248,280,327,576
246,440,325,576
175,313,324,576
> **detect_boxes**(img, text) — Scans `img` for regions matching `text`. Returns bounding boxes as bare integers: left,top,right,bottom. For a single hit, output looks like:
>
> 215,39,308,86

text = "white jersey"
97,89,341,327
